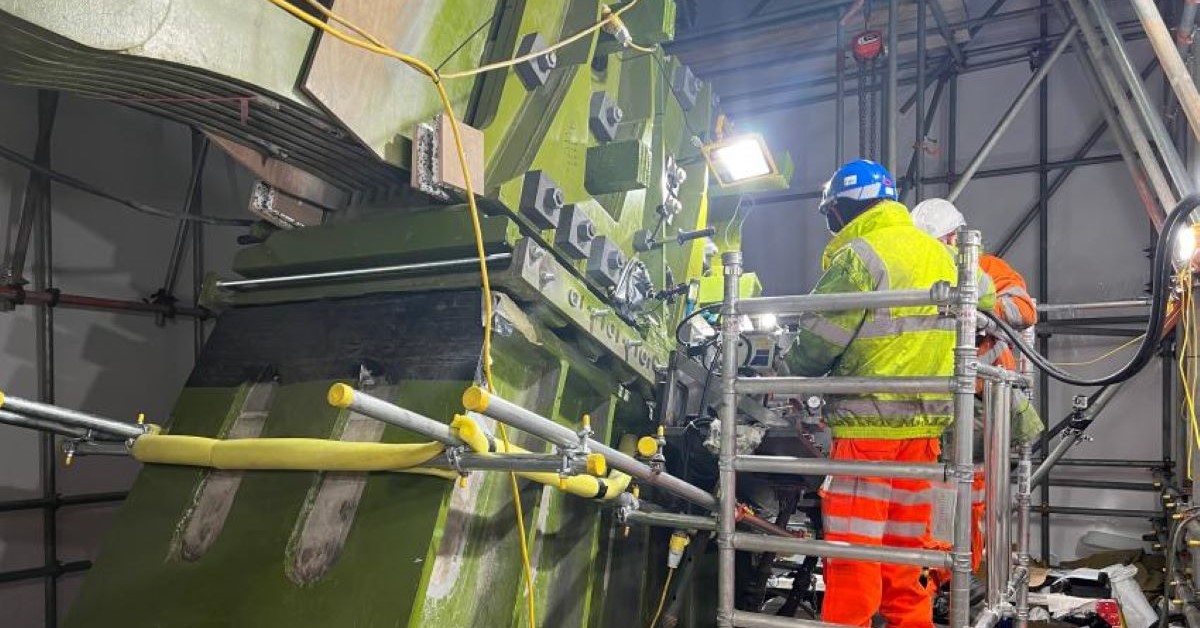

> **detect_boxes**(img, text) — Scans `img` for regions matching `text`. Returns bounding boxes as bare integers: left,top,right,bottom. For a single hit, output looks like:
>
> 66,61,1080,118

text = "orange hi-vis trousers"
820,437,939,628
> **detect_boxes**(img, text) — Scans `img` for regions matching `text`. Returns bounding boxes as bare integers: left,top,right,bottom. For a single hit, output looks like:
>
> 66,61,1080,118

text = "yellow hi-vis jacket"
783,200,996,440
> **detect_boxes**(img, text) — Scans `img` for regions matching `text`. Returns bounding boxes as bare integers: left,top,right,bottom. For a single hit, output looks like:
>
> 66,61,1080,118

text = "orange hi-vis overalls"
822,438,941,628
970,254,1036,571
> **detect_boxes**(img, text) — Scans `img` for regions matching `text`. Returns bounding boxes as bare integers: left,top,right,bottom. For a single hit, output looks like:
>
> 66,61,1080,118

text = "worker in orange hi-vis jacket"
911,198,1044,574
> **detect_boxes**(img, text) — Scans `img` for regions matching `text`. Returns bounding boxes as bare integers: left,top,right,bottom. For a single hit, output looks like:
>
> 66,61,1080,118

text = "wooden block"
437,115,485,195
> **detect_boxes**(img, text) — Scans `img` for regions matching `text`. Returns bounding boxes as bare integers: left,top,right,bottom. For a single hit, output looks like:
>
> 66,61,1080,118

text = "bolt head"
578,221,596,241
608,105,624,124
542,187,564,209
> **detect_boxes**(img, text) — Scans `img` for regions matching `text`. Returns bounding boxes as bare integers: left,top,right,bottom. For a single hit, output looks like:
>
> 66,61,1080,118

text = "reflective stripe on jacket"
978,253,1036,372
783,200,996,440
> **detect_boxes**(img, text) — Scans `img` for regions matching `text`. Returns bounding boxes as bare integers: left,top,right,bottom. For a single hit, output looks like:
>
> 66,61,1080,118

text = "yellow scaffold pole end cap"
462,386,490,412
328,383,357,408
458,475,468,489
582,413,591,430
0,391,6,408
558,476,567,490
137,413,146,425
637,436,659,458
586,453,608,477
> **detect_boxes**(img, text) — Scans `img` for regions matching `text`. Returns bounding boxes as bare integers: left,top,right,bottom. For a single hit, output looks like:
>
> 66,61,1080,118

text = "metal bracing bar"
0,285,208,318
927,0,966,68
623,509,717,532
0,91,58,290
733,532,952,569
1032,438,1081,489
154,135,210,326
333,386,462,446
725,22,1150,117
1046,479,1160,491
1088,0,1193,196
1038,299,1151,314
0,560,90,585
717,250,742,628
467,388,717,510
67,441,130,457
1049,458,1168,468
960,50,1155,258
731,610,861,628
0,409,87,438
1029,383,1122,487
0,491,126,514
1131,0,1200,152
446,452,591,475
985,380,1012,609
737,285,950,317
735,376,953,396
1041,505,1161,518
734,455,947,480
952,229,983,628
215,253,512,290
946,24,1079,202
900,0,1011,114
1064,0,1178,211
663,0,850,52
707,4,1042,84
923,153,1123,185
0,394,146,440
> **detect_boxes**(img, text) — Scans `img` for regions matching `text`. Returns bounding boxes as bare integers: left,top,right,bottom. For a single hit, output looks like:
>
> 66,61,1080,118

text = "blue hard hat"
819,159,898,210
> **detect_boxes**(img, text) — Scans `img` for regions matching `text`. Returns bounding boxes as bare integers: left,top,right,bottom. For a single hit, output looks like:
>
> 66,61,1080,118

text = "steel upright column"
886,0,899,172
30,90,59,628
190,131,206,359
985,380,1012,610
717,251,742,628
952,230,982,628
1037,0,1052,565
916,0,928,201
836,13,846,168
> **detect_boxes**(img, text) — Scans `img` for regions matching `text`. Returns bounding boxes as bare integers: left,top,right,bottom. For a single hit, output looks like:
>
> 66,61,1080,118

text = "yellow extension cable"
262,2,654,624
648,568,674,628
1180,270,1200,478
1052,333,1146,367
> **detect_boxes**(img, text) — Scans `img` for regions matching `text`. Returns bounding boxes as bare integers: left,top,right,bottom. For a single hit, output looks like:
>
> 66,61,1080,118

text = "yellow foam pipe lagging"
451,414,632,501
131,435,447,472
129,427,630,500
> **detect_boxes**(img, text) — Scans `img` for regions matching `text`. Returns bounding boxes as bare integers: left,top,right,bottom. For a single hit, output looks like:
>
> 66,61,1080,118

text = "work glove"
1010,390,1045,445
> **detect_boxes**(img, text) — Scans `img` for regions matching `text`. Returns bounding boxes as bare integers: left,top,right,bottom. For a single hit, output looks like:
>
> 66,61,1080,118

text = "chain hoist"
852,28,883,160
846,0,882,160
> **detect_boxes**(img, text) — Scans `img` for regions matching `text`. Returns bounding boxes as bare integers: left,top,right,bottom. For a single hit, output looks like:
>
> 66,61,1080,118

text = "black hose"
675,303,721,346
984,194,1198,387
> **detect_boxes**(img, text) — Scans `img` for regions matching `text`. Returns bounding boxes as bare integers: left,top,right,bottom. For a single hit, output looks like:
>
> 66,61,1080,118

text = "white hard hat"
911,198,966,239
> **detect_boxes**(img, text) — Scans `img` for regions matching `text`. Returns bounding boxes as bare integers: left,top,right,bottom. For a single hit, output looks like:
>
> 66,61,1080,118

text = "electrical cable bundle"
984,194,1199,387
